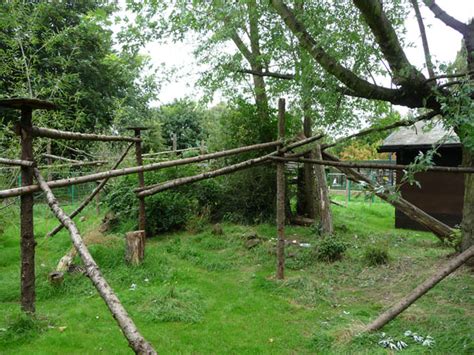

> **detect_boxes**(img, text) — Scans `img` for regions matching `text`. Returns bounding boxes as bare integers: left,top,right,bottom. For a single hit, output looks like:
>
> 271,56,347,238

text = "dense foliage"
0,1,158,158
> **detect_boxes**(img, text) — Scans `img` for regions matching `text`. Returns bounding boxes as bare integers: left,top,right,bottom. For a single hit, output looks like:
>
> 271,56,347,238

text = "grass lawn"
0,199,472,354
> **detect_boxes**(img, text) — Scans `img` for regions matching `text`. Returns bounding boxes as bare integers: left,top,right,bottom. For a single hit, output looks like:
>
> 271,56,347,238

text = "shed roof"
379,119,460,152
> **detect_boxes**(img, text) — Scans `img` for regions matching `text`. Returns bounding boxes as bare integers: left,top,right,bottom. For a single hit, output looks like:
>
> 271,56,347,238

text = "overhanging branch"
423,0,469,35
271,0,426,108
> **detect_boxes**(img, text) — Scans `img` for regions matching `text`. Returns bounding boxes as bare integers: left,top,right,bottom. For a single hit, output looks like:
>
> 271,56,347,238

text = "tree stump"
125,230,145,265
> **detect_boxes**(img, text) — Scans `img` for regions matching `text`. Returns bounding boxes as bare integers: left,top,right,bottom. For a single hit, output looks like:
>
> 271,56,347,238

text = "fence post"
127,127,148,237
276,98,286,280
46,140,52,181
172,133,177,154
19,106,35,313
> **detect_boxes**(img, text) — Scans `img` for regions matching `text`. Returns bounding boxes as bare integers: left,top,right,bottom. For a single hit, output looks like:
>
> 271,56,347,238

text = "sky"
117,1,473,108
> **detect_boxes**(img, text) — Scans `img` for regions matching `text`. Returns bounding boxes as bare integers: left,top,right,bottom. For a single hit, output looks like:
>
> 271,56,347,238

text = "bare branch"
322,110,439,150
353,0,426,87
423,0,469,35
238,68,295,80
410,0,435,78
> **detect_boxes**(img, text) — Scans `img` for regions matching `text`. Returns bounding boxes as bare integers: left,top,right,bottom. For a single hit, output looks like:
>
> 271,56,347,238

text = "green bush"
315,238,347,262
103,165,223,235
364,245,390,266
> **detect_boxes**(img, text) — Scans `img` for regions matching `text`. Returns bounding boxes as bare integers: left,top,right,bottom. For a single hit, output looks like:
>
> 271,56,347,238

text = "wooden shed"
379,120,464,231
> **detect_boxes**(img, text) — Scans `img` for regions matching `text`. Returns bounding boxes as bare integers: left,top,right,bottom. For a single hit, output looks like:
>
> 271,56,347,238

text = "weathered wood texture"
270,156,474,173
31,126,140,143
364,245,474,332
136,134,325,197
133,129,147,235
313,145,334,235
125,231,145,265
46,144,133,237
322,152,454,242
33,168,156,354
42,153,81,163
0,140,282,199
0,157,35,167
20,108,35,314
276,98,286,280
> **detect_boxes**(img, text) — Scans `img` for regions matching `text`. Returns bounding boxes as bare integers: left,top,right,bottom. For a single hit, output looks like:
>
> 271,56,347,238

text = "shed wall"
395,147,464,230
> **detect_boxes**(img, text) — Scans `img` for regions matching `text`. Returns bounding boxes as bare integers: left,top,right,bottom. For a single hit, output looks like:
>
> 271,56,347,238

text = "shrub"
364,245,390,266
315,238,347,262
103,165,223,235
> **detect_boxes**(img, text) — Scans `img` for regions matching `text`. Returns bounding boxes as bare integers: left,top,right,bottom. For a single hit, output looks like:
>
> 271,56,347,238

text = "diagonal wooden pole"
364,245,474,332
46,143,134,237
33,168,156,354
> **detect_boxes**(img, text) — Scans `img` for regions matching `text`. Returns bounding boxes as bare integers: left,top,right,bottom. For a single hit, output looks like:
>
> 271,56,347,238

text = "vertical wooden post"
95,181,101,215
19,107,35,313
127,127,148,237
276,98,286,280
46,140,52,181
314,144,334,235
172,133,177,153
0,98,57,315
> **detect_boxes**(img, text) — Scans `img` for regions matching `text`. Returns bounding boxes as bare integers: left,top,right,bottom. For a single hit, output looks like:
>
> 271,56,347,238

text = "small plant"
364,245,390,266
378,333,408,351
315,238,347,262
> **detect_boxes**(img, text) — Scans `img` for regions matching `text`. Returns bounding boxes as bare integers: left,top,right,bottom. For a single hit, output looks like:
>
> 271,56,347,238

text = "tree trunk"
247,0,270,127
125,231,145,266
33,168,156,354
364,245,474,332
314,145,333,235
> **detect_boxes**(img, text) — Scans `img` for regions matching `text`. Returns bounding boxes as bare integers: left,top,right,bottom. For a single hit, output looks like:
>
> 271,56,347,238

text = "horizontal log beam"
0,157,35,167
322,110,439,150
137,153,271,197
143,147,202,157
0,139,283,199
42,153,81,163
31,126,140,143
135,134,325,196
270,156,474,173
39,160,107,169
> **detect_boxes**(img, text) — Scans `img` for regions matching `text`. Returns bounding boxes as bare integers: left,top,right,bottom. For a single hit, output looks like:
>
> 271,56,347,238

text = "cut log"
322,152,455,242
136,133,325,197
364,245,474,332
270,156,474,173
42,153,81,163
125,231,145,265
291,216,315,226
19,108,36,314
0,139,283,199
276,98,286,280
0,157,35,167
47,143,133,237
31,126,140,143
33,168,156,354
322,110,438,150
